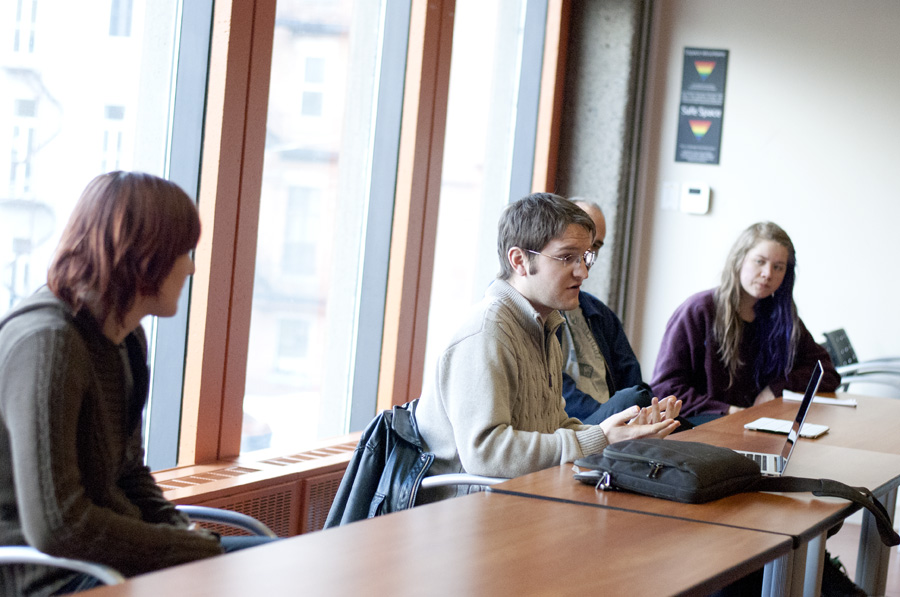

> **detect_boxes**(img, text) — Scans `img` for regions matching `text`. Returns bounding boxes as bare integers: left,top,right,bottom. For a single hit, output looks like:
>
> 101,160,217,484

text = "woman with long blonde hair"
651,221,840,423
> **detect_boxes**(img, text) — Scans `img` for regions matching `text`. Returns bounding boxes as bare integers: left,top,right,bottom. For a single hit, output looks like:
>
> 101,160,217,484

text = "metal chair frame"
0,505,277,586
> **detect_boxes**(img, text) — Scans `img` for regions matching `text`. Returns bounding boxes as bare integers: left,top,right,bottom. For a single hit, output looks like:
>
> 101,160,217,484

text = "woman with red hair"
0,172,267,596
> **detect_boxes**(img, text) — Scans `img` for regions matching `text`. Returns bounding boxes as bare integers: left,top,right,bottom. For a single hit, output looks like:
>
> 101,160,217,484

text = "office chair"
324,399,509,528
822,328,900,393
0,505,276,587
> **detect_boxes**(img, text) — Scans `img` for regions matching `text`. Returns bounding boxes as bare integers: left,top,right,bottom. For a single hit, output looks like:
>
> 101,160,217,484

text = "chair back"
823,329,859,367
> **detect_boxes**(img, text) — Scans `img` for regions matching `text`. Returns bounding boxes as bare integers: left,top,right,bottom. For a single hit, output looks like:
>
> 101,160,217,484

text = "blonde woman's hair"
713,221,799,386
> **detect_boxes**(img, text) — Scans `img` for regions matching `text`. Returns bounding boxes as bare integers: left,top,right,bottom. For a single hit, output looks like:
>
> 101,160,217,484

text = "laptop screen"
779,360,824,466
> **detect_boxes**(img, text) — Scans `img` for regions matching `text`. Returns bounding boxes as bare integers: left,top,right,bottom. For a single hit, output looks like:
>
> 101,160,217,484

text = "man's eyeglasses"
526,249,596,270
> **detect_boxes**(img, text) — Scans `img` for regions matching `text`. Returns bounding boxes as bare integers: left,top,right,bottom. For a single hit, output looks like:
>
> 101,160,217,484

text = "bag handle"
753,476,900,546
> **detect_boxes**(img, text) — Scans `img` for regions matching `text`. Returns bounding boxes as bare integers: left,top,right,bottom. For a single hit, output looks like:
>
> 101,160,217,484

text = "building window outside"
300,91,323,117
12,0,38,54
14,99,36,118
305,56,325,83
4,100,46,312
276,318,311,373
105,105,126,120
281,186,319,277
300,56,325,117
9,121,35,197
101,105,126,172
109,0,134,37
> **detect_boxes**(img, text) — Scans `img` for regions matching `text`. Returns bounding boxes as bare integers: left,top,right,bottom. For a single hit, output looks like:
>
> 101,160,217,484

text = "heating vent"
193,481,299,537
302,470,346,533
157,466,261,491
160,433,360,537
260,442,357,467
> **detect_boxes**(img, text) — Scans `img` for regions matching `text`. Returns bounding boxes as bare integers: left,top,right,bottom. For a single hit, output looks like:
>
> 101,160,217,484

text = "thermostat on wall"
680,183,710,214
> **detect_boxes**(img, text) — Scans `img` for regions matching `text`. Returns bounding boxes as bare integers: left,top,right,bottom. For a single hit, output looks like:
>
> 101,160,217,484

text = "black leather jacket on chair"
324,399,434,528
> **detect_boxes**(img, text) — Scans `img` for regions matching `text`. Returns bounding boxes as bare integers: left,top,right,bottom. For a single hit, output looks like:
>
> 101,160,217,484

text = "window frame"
178,0,274,464
143,0,215,470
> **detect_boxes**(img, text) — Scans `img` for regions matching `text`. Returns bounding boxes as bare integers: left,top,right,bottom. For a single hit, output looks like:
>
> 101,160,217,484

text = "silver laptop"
734,360,824,476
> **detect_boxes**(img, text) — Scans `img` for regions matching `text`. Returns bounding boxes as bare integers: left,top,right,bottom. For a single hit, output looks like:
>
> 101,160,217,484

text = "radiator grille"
195,483,297,537
161,436,359,537
302,470,346,533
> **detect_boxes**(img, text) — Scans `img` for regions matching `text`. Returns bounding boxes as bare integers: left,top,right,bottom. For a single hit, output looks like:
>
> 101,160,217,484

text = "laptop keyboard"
740,451,780,474
744,452,766,468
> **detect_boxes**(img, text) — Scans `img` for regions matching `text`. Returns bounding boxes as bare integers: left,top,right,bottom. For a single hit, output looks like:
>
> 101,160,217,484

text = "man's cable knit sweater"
416,280,608,500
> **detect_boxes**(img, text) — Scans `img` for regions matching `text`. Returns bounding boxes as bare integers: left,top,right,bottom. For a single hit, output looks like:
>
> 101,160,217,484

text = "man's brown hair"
496,192,594,280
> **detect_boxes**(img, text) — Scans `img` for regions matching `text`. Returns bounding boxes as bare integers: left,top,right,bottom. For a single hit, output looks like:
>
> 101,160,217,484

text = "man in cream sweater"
416,193,680,501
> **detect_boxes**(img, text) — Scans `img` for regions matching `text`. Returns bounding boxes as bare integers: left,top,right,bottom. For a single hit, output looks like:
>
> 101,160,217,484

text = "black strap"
752,476,900,546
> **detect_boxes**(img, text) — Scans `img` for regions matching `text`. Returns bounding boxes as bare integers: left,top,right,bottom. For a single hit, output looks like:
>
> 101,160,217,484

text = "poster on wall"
675,47,728,165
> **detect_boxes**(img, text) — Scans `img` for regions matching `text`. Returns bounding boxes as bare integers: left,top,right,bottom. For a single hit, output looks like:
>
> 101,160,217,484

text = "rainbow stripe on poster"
689,120,712,140
694,60,716,80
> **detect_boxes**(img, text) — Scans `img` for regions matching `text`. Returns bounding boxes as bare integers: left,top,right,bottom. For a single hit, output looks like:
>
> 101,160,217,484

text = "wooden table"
490,396,900,597
702,391,900,454
491,463,852,597
84,491,791,597
679,392,900,594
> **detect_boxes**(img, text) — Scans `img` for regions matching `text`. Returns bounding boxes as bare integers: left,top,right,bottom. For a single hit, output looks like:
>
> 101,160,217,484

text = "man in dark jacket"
558,200,653,425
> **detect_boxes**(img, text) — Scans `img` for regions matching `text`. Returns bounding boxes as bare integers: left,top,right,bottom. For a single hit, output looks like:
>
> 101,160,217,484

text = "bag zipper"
604,447,669,478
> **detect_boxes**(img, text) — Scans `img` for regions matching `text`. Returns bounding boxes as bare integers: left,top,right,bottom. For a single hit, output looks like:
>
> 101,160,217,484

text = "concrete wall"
556,0,644,310
629,0,900,392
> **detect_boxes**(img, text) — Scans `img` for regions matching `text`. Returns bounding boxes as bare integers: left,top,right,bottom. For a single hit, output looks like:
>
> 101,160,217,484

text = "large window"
425,0,548,373
1,0,556,468
241,0,408,453
0,0,211,469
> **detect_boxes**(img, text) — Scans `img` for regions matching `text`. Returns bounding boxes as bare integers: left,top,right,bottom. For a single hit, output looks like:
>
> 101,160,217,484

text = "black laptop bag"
574,439,900,546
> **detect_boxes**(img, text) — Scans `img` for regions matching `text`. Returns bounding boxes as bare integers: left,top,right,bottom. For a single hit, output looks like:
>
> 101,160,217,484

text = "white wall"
629,0,900,381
